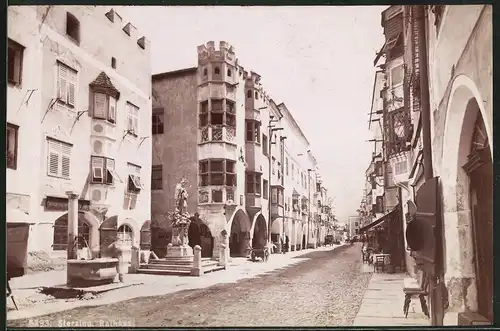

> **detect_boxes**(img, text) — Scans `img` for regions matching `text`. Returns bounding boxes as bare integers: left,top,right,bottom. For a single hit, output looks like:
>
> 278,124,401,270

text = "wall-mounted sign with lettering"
44,196,90,212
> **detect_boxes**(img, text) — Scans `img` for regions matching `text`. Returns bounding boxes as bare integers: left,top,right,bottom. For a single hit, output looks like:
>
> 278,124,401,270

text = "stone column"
218,244,227,267
66,191,79,260
130,246,140,273
191,245,202,276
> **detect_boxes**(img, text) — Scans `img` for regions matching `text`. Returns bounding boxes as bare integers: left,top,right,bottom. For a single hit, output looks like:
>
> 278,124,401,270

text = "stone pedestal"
190,245,202,276
167,224,193,257
130,246,140,273
166,243,193,257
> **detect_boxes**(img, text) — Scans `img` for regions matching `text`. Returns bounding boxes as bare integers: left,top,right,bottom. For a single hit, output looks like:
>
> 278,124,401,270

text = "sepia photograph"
6,4,493,327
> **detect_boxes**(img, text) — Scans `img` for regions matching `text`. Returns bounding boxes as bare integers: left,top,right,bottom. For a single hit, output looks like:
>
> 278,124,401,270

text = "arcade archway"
52,211,99,256
188,219,214,258
229,209,251,257
252,214,267,249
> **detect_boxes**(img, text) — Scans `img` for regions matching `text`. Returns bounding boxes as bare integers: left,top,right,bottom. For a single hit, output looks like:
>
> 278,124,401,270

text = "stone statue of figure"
171,178,191,246
174,178,189,217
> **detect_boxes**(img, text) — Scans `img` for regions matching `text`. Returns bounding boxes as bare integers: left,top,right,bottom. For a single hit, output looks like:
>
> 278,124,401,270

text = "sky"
119,6,386,222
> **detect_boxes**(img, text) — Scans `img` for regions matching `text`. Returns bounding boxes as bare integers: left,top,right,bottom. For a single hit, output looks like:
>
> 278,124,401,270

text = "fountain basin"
67,258,119,287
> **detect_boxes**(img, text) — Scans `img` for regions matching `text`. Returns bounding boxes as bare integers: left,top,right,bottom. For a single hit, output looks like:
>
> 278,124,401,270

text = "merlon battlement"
104,8,150,51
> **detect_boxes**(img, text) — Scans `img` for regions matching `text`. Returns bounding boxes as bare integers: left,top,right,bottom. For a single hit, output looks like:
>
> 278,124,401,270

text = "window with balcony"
262,134,268,156
8,39,24,86
47,138,72,179
263,179,269,199
57,62,77,107
246,172,261,195
91,156,120,185
6,123,18,170
126,102,139,136
152,108,164,134
199,159,236,187
151,165,163,190
246,120,261,143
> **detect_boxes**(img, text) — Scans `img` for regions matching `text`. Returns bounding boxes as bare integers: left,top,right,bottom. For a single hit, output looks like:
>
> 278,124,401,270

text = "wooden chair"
403,272,430,318
373,255,386,272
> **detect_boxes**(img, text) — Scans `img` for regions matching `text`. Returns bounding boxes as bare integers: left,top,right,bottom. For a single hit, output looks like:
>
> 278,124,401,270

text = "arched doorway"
230,209,251,257
117,224,133,246
251,214,267,250
188,219,214,258
53,212,92,258
463,109,492,322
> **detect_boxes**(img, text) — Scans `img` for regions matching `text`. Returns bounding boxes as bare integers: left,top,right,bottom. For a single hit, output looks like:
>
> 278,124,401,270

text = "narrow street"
9,244,371,327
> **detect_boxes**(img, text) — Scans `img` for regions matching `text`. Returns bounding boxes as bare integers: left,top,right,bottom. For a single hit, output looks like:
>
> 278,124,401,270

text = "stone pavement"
8,244,342,321
352,271,430,326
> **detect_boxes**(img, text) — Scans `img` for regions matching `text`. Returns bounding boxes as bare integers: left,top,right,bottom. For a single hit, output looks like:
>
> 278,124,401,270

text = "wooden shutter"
105,158,115,184
93,93,107,118
48,140,61,176
108,96,116,122
67,73,76,106
58,64,68,102
132,107,139,134
61,143,71,178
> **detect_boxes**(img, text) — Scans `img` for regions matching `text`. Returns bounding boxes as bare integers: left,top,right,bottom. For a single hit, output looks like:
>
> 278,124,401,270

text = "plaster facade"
425,5,492,324
7,6,152,260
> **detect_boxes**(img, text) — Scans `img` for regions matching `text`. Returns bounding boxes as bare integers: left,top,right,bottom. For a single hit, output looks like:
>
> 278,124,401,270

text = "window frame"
199,159,236,187
263,179,269,200
245,172,262,195
117,224,133,246
91,91,117,123
271,186,284,206
6,123,19,170
262,134,268,156
56,61,78,107
151,165,163,190
152,108,165,135
389,63,404,88
66,12,81,45
245,120,261,144
47,138,73,179
90,156,120,185
126,102,140,136
127,162,143,193
7,38,24,86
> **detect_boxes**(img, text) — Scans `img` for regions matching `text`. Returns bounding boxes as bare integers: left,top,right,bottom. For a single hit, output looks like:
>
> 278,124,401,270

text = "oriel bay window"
199,99,236,143
91,156,121,185
89,71,120,123
199,159,236,187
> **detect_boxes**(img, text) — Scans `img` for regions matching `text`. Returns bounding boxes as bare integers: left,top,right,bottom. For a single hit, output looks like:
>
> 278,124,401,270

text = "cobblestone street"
9,244,371,327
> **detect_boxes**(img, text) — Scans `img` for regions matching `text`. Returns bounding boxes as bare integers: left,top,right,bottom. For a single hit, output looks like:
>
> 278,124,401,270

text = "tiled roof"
89,72,120,98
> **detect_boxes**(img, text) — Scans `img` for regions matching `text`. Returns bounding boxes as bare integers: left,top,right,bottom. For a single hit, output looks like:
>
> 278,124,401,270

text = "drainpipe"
416,5,441,326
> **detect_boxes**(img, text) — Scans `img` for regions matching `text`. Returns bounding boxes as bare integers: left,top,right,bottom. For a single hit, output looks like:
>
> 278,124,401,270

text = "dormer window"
66,12,80,44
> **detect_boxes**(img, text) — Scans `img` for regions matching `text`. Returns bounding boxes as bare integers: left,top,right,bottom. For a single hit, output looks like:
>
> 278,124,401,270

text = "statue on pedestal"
167,178,193,257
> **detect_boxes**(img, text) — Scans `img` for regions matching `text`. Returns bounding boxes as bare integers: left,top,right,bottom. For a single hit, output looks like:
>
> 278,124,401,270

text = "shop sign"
45,196,90,212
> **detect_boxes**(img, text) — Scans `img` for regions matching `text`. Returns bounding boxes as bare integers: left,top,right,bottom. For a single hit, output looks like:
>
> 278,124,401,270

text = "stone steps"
137,258,224,276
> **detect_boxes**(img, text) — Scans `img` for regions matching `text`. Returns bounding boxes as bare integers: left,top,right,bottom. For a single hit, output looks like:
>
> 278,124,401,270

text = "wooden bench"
403,271,430,318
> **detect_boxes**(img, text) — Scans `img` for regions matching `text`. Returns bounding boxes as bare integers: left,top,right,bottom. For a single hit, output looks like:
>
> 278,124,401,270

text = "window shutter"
94,93,107,118
48,140,61,176
67,81,76,106
108,97,116,122
61,143,72,178
58,64,68,102
133,115,139,134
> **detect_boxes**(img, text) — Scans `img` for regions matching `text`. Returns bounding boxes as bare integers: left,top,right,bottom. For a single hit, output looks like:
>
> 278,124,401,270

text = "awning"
359,207,398,233
7,208,34,224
